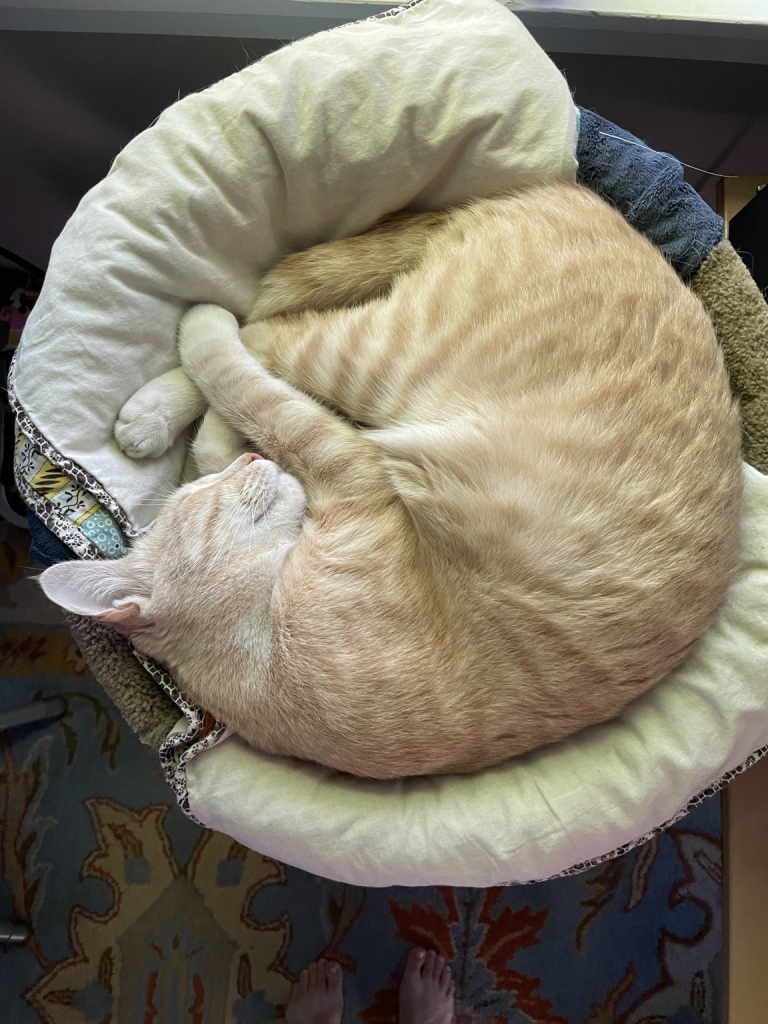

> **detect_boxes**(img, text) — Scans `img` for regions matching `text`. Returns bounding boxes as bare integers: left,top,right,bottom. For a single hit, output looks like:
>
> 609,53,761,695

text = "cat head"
39,453,307,669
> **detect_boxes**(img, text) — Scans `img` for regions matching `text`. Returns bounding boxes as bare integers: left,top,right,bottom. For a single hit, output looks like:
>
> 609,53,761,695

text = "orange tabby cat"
42,181,743,779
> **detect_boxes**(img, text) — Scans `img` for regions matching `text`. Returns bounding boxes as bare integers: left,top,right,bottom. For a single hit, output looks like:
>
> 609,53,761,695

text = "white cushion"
185,464,768,886
12,0,577,535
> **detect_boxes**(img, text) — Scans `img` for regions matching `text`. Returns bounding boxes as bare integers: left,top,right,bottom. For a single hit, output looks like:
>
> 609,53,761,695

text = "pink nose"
241,453,264,464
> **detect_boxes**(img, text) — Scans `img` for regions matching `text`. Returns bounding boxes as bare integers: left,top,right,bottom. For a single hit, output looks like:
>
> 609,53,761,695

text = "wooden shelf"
724,757,768,1024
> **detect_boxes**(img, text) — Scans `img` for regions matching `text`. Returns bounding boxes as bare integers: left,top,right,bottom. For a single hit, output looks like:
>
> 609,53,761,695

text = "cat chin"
245,495,306,548
268,473,308,521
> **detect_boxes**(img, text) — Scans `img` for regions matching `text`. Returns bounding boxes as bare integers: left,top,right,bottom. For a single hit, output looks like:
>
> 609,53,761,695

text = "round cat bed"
11,0,768,887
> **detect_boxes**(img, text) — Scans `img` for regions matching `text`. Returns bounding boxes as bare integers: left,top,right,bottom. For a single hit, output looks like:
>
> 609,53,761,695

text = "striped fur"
46,181,742,779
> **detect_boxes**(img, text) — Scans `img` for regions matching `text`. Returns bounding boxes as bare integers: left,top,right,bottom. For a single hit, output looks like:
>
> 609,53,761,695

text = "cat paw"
115,404,177,460
178,304,239,377
115,368,206,460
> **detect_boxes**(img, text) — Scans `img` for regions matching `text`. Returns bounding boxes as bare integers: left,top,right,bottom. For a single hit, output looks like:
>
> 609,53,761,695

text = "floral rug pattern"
0,522,723,1023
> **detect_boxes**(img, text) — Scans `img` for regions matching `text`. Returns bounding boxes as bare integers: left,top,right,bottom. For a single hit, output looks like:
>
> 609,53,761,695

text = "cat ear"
39,559,151,635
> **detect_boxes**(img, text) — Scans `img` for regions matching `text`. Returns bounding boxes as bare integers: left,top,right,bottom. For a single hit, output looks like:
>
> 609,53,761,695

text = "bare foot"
286,958,343,1024
399,947,455,1024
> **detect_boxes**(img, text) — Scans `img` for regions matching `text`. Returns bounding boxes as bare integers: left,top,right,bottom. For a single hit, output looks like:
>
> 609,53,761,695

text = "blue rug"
0,521,722,1024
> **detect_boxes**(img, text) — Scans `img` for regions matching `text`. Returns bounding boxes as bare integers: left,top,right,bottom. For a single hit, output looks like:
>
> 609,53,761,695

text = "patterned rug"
0,521,723,1024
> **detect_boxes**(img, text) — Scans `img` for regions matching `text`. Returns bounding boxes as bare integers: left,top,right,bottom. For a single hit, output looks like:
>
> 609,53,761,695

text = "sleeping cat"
41,180,743,779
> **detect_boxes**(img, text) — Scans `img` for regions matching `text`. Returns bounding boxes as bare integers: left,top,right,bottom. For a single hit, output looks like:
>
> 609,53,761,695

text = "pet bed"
11,0,768,887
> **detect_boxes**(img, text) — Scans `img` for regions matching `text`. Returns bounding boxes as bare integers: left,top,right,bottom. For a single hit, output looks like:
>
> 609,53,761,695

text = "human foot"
399,947,455,1024
285,958,343,1024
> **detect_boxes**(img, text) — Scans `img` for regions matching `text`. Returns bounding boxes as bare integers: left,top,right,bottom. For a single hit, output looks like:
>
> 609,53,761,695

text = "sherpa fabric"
28,511,180,748
65,613,181,749
690,239,768,475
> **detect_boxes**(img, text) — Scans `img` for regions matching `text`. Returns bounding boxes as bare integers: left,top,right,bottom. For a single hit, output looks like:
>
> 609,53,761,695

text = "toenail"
329,964,340,972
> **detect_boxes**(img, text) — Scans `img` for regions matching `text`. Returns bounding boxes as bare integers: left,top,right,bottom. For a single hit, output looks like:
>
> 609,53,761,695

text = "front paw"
115,397,178,460
115,368,206,460
178,304,239,378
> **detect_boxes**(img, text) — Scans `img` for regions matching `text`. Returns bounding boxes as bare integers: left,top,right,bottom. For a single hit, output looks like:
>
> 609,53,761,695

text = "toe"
406,947,427,977
299,969,309,993
318,959,328,988
308,962,318,988
424,951,436,977
440,965,452,991
435,955,445,980
328,962,342,990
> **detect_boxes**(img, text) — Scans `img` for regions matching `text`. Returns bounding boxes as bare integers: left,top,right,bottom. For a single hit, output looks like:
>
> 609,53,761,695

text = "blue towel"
28,511,77,566
576,108,723,280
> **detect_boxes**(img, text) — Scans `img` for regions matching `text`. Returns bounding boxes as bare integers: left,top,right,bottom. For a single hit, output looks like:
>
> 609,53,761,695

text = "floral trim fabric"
135,651,231,827
8,353,138,542
15,429,127,561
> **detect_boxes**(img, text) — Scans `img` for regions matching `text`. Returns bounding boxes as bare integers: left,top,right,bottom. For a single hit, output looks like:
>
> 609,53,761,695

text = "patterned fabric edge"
14,459,101,562
500,742,768,885
136,651,229,827
8,382,227,821
367,0,429,21
14,428,131,561
7,351,139,540
326,0,428,36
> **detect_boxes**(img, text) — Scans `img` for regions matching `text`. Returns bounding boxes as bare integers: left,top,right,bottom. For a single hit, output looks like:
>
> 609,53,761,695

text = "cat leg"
115,367,205,460
179,304,389,500
116,212,446,460
241,295,417,430
247,209,449,322
192,408,250,476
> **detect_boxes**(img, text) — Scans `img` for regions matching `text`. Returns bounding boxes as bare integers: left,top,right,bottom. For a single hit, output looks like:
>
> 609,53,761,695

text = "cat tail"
247,209,450,322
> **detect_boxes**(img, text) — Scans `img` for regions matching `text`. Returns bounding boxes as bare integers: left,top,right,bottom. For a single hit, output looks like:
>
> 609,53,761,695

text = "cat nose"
241,453,264,464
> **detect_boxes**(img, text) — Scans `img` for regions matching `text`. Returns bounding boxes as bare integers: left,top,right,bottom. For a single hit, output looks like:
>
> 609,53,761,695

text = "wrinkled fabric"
12,0,577,536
